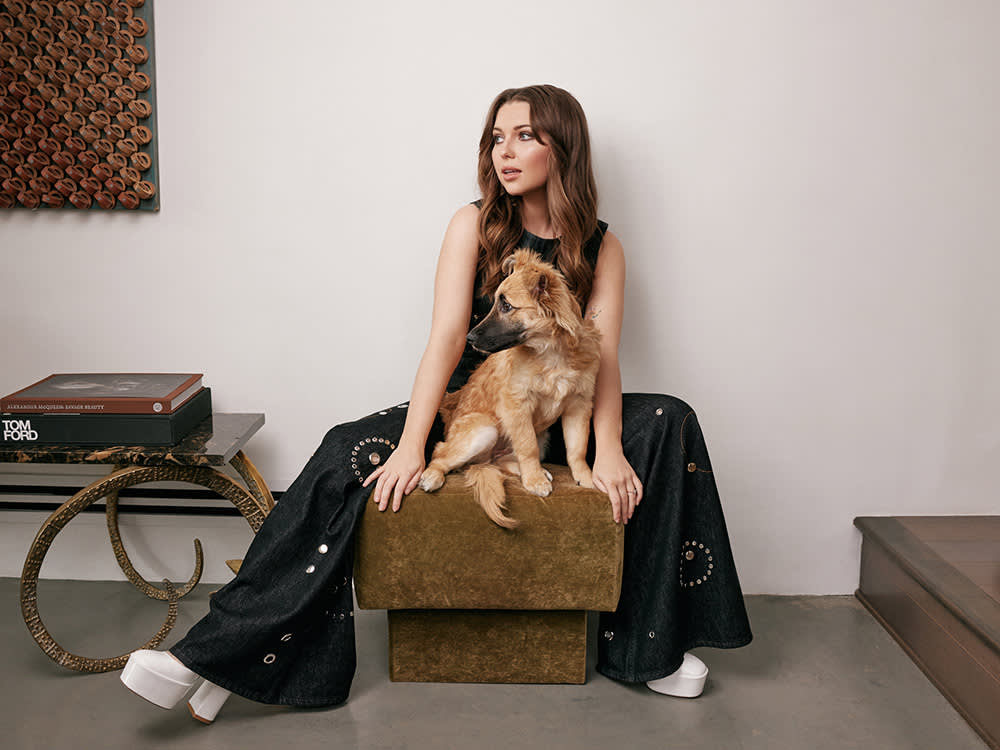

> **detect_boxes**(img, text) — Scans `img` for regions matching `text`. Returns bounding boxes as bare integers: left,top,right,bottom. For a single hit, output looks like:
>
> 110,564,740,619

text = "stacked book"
0,373,212,446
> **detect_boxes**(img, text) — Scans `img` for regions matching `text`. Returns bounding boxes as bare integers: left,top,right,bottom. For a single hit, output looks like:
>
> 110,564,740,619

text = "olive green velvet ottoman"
354,465,624,684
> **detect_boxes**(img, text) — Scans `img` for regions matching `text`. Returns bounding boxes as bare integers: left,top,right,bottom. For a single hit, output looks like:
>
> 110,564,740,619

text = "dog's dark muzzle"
467,318,524,354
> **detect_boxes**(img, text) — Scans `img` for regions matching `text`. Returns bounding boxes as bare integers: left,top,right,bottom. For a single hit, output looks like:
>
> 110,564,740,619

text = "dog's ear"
505,248,543,277
502,255,517,277
550,300,581,341
533,272,548,298
534,269,580,340
536,268,581,341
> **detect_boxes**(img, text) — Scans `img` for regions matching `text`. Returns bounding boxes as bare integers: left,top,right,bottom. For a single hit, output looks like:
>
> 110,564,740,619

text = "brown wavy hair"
476,85,599,311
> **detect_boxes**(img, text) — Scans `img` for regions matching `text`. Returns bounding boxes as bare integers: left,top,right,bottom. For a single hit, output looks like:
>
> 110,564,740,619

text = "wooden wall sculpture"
0,0,159,210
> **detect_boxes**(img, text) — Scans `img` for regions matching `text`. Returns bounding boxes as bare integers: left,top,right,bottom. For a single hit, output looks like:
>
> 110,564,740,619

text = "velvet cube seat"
353,464,624,684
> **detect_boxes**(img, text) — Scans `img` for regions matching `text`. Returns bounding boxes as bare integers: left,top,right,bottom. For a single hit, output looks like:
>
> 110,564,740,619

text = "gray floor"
2,578,987,750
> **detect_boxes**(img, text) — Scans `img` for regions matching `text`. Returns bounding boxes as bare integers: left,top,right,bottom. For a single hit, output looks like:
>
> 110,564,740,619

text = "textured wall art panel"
0,0,159,210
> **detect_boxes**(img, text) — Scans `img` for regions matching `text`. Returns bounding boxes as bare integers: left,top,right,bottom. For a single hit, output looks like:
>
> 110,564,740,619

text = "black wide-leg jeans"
171,395,751,705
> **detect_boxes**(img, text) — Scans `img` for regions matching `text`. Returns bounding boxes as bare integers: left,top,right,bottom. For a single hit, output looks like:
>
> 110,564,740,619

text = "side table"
0,413,274,673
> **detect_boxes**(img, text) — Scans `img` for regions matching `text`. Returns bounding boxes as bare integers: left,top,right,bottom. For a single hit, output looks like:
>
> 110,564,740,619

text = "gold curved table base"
105,486,204,601
20,458,271,673
230,450,275,514
23,579,179,673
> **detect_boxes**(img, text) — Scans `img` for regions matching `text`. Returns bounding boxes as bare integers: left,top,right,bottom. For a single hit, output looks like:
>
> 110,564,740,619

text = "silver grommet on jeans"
305,565,316,574
351,437,398,484
281,633,292,642
318,544,328,554
263,653,276,664
680,539,714,588
603,630,614,640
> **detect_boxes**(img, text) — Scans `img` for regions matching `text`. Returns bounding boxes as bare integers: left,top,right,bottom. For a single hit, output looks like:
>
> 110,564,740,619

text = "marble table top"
0,413,264,467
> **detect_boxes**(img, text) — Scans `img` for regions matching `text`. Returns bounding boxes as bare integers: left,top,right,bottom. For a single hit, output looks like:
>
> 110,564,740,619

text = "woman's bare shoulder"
600,228,623,251
437,203,481,268
441,203,480,249
597,229,625,267
450,202,480,228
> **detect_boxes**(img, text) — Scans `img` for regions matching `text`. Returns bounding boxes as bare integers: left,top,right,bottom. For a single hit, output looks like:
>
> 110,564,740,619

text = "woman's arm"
363,204,481,511
585,230,643,524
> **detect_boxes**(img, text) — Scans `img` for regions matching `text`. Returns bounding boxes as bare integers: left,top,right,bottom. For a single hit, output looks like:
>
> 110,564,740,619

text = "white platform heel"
646,653,709,698
187,680,232,724
121,650,230,723
120,650,199,708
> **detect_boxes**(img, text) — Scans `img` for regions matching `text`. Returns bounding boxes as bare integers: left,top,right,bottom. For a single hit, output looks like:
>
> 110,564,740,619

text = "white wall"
3,0,998,593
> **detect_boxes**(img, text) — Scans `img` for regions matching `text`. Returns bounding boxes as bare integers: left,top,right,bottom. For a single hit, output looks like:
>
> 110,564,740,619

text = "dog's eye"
499,296,513,313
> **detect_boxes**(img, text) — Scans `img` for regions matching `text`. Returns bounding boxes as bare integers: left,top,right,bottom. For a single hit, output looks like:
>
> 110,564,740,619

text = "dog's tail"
464,463,518,529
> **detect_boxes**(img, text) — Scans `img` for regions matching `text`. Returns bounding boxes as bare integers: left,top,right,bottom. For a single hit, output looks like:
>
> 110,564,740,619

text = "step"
855,516,1000,750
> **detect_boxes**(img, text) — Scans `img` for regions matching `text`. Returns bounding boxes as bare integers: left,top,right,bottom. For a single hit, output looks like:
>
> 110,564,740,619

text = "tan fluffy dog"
418,249,602,528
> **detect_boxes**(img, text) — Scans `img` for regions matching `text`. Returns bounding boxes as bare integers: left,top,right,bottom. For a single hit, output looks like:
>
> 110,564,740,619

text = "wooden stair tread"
854,516,1000,652
855,515,1000,750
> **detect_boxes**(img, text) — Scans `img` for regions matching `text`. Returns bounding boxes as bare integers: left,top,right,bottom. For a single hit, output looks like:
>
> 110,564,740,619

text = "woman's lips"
501,168,521,181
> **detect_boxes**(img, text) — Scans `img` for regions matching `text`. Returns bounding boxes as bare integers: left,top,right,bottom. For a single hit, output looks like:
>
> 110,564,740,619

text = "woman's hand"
363,440,425,513
591,447,643,524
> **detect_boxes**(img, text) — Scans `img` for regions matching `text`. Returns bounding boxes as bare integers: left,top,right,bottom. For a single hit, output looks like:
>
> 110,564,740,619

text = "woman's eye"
518,131,533,140
493,135,504,144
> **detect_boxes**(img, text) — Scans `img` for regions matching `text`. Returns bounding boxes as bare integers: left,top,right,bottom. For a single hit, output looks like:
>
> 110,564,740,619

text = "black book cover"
0,388,212,446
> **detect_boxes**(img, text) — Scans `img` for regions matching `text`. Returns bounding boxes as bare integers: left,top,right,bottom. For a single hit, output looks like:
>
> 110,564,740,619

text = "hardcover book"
0,387,212,446
0,373,203,415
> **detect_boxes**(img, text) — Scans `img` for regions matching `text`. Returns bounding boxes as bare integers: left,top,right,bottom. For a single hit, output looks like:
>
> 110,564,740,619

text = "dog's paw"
522,474,553,497
418,468,445,493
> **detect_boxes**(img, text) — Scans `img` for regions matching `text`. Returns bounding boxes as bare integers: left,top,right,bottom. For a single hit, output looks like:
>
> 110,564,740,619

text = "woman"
120,85,752,722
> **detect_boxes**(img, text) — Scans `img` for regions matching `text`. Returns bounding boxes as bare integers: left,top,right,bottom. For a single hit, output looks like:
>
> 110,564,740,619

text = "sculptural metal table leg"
20,455,272,673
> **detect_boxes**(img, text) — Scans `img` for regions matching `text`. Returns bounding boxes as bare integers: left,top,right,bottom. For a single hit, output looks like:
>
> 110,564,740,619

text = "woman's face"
491,101,551,198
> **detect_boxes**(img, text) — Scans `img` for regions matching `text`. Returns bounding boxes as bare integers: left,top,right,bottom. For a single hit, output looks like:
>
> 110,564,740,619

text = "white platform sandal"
121,650,230,723
646,653,709,698
187,680,232,724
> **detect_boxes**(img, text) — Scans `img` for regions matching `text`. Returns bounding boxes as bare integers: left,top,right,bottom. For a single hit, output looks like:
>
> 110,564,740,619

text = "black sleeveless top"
446,218,609,392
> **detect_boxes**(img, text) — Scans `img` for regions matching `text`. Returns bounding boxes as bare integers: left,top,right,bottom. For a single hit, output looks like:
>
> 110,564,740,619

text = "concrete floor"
2,578,987,750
